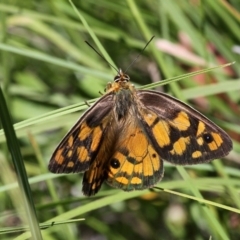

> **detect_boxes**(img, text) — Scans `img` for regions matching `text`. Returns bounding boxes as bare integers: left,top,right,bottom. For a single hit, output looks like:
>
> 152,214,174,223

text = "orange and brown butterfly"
48,65,232,196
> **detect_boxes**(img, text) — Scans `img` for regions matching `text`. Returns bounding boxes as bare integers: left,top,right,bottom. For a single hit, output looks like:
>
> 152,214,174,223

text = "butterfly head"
114,69,130,83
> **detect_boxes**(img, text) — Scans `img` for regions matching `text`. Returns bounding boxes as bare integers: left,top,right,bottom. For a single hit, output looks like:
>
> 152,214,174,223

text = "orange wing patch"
196,121,206,136
170,136,190,156
170,111,190,131
143,111,171,148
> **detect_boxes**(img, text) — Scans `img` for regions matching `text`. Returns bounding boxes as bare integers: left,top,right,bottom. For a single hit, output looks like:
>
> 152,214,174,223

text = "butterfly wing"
48,94,114,173
105,108,164,191
137,90,232,164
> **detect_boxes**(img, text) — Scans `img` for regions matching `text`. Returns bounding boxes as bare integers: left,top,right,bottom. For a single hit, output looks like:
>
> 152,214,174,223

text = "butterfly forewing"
137,90,232,164
48,94,114,174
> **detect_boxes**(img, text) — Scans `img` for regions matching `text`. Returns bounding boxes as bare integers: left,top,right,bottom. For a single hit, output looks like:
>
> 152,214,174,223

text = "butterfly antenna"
124,36,155,74
85,41,119,73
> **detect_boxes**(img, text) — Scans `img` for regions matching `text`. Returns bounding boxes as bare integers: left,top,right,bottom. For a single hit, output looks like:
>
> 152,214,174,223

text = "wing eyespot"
110,158,120,169
203,133,213,143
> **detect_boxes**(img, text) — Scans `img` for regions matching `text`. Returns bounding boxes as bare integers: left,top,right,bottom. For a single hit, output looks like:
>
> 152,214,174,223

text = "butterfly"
48,69,232,196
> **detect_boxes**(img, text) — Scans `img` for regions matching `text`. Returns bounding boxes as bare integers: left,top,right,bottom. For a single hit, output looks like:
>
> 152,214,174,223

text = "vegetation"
0,1,239,239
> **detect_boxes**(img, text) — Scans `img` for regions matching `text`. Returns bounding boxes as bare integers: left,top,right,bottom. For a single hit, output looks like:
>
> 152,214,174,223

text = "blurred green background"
0,1,240,239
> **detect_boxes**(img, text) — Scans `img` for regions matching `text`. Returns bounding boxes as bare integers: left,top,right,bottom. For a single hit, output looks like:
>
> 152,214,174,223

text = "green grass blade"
0,87,42,239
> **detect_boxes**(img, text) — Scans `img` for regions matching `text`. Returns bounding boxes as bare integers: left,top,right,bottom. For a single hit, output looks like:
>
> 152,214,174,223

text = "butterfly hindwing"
82,148,109,196
137,90,232,164
106,115,164,191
